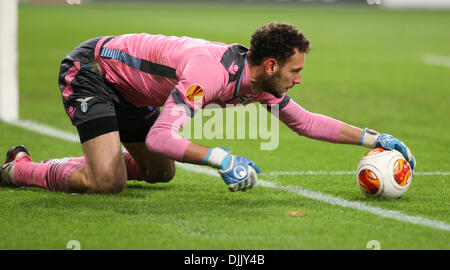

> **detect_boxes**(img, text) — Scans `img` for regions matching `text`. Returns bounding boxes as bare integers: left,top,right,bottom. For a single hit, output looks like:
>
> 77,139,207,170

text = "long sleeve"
274,98,343,143
145,93,193,161
145,55,226,161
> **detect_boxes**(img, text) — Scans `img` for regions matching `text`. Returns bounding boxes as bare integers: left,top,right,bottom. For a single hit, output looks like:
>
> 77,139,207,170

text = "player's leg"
38,103,176,185
40,147,174,184
0,145,80,191
0,36,128,194
55,36,128,193
122,141,175,183
1,130,127,194
36,110,176,185
68,131,127,193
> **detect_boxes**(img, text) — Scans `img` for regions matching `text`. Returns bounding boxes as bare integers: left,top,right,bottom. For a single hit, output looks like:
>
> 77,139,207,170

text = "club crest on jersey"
185,84,204,104
76,97,94,113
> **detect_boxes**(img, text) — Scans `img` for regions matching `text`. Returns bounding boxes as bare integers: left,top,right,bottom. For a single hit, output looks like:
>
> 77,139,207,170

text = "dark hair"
248,22,311,66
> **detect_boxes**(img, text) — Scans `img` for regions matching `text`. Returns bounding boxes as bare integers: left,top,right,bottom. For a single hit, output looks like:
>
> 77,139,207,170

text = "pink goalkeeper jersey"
93,34,343,161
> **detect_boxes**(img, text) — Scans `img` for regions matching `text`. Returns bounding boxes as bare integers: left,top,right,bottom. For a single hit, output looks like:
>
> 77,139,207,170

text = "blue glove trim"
204,148,214,165
359,129,366,146
220,155,232,171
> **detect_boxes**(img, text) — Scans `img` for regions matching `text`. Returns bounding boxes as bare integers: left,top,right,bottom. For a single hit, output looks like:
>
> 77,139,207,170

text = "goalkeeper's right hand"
360,128,416,174
204,147,260,192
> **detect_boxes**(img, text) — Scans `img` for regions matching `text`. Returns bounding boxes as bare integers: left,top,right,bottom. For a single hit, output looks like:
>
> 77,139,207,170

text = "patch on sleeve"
185,84,204,103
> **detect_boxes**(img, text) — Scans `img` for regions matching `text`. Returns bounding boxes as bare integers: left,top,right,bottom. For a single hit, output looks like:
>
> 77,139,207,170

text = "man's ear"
263,58,279,76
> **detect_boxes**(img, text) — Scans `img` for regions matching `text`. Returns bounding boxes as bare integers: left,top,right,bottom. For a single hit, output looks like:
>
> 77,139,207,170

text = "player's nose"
293,73,302,84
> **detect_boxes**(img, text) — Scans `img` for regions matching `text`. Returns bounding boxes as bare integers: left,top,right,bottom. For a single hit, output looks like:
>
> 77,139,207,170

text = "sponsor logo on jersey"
185,84,204,103
228,61,239,75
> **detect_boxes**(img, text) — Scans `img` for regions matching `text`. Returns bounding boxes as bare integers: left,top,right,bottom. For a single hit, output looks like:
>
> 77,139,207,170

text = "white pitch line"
8,119,80,143
176,162,450,232
4,119,450,232
422,53,450,69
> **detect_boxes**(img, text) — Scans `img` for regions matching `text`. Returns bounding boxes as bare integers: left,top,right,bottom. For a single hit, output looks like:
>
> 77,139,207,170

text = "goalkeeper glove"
360,128,416,173
205,147,260,192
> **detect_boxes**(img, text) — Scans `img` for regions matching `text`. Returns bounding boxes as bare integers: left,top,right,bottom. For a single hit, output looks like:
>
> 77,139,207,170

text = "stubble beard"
260,71,283,98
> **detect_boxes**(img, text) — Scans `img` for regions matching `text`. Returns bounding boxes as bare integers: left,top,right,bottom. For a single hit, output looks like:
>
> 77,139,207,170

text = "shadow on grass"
125,181,173,190
349,195,412,203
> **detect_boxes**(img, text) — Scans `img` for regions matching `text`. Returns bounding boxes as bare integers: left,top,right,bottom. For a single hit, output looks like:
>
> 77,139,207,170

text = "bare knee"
92,171,127,193
156,166,176,183
77,131,127,194
146,164,176,183
72,167,126,194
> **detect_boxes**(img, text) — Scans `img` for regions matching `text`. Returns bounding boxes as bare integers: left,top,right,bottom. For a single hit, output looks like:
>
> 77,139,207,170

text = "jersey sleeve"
145,56,226,161
263,95,343,143
145,93,193,161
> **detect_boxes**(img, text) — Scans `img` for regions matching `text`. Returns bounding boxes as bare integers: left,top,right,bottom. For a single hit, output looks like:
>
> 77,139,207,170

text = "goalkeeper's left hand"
219,155,260,192
204,147,260,192
360,128,416,173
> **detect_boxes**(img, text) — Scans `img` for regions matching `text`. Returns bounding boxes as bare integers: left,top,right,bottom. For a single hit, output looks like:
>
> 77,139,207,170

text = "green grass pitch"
0,2,449,250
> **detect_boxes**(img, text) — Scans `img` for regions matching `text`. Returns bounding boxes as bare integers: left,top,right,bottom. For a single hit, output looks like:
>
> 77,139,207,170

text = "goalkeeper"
1,22,415,193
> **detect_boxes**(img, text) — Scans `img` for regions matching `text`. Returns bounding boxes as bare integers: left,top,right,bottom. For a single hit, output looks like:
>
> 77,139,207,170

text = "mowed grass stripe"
7,119,450,232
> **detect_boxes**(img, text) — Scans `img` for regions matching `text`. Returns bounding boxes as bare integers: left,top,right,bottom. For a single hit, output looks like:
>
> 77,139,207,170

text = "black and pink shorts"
58,37,160,144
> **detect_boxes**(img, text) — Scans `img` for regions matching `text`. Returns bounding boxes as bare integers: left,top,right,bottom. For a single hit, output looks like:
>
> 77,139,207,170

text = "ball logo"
233,166,247,180
364,147,386,157
358,169,380,194
393,159,411,186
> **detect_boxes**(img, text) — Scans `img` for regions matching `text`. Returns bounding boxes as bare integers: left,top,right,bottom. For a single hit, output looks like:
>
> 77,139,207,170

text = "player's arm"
336,123,363,145
336,123,415,171
146,94,259,192
146,56,259,191
270,96,416,172
182,142,210,165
